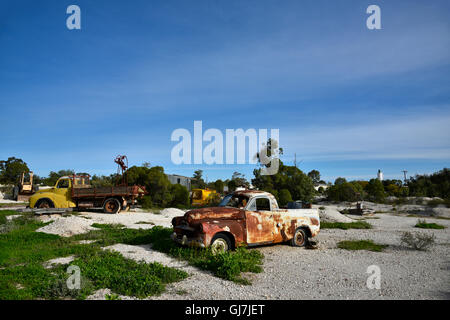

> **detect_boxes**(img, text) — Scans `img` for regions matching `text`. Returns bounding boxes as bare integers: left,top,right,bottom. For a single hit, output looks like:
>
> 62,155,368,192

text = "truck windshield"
218,194,250,208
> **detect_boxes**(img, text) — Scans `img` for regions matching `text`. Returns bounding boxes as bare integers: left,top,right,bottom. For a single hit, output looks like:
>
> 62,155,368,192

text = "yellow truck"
29,175,146,213
191,189,218,206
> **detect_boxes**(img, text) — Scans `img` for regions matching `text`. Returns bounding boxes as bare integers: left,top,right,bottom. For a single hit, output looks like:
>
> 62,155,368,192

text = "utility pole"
294,153,297,168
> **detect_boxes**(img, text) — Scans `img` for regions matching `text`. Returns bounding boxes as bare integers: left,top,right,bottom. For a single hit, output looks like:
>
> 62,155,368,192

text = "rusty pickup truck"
171,190,320,253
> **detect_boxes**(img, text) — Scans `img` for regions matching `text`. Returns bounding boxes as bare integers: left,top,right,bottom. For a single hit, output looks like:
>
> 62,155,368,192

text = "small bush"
415,219,445,230
320,221,372,230
337,240,387,252
400,231,436,250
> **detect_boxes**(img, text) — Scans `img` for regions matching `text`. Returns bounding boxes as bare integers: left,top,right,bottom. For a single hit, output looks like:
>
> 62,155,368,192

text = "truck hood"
185,207,244,222
33,187,55,195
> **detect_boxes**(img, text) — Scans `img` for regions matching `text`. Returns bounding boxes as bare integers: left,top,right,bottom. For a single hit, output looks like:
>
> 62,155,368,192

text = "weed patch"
415,219,445,229
337,240,387,252
71,249,187,298
321,221,372,230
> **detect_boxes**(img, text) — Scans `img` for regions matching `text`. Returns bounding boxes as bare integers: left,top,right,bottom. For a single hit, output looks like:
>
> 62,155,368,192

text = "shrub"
400,231,436,250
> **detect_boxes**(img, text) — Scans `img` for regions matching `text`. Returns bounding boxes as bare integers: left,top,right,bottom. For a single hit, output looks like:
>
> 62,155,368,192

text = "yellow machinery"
191,189,217,206
13,171,38,202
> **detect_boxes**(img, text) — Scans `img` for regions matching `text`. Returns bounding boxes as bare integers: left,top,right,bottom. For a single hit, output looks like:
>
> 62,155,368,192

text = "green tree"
327,180,364,202
127,165,173,207
192,170,206,189
44,169,75,186
213,179,224,193
365,179,386,202
408,168,449,199
0,157,30,184
231,172,249,188
252,141,315,203
228,180,237,192
169,184,190,208
307,170,321,185
278,189,293,207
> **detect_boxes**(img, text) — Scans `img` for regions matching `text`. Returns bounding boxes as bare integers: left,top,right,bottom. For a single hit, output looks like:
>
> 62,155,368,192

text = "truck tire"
210,233,232,254
103,198,121,214
291,228,307,247
36,199,54,209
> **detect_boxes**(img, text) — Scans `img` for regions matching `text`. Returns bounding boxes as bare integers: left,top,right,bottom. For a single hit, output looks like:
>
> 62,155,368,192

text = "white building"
377,169,384,181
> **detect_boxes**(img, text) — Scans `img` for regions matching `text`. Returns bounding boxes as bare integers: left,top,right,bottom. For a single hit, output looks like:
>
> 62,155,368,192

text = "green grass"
415,219,446,229
70,250,187,298
0,209,264,299
0,210,188,300
320,221,372,230
337,240,388,252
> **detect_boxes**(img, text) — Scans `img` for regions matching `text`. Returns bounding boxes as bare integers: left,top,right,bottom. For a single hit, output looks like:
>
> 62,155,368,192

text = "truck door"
245,197,275,244
55,178,71,207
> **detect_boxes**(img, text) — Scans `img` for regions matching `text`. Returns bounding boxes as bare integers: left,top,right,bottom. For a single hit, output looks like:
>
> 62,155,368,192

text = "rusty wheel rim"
105,201,118,213
211,238,228,254
295,231,305,246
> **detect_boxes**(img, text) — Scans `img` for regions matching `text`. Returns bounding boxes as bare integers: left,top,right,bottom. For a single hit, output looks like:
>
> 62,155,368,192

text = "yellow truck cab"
29,176,88,209
191,189,217,206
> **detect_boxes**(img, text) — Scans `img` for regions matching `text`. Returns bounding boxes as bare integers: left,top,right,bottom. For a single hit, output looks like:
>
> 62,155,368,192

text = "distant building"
377,169,384,181
166,174,194,191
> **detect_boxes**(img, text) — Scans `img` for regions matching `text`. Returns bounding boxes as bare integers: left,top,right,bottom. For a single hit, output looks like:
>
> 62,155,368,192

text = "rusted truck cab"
171,190,320,253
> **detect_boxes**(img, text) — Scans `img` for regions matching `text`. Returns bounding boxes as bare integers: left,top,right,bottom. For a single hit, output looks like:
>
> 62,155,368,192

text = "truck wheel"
12,186,19,201
291,228,307,247
36,199,54,209
103,198,121,214
210,233,232,254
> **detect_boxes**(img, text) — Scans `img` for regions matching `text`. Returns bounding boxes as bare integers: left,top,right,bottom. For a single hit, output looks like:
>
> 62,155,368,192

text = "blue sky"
0,0,449,183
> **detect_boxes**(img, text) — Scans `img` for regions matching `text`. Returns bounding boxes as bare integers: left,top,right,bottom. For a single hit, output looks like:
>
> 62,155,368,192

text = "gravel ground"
33,206,450,300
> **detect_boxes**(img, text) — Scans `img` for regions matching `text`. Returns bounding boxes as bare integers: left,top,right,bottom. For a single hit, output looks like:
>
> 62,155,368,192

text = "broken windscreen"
218,194,250,209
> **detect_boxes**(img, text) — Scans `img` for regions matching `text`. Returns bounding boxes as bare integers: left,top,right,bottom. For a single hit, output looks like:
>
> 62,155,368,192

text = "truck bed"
72,185,143,198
